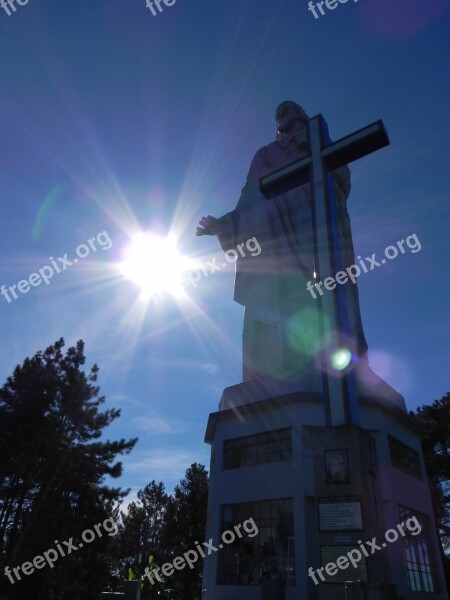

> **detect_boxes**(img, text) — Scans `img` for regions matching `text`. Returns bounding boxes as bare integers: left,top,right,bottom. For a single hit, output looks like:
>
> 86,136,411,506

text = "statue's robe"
216,127,368,381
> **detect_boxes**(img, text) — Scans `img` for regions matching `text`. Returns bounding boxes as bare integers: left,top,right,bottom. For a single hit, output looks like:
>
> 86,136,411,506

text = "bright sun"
120,233,191,300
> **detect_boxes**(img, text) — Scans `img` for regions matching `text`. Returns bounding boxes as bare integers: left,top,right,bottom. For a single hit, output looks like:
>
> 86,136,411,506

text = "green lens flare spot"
287,307,329,357
32,183,64,241
330,348,352,371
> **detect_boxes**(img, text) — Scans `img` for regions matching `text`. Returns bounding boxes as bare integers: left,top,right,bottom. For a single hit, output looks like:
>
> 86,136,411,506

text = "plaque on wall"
325,449,350,483
320,545,368,583
319,497,363,531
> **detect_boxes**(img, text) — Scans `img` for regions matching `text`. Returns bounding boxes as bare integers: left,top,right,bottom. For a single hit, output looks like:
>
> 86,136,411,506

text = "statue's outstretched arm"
196,215,220,236
196,210,239,253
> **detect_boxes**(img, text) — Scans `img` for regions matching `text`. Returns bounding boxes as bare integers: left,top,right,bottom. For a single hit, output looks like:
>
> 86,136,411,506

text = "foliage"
413,392,450,554
160,463,209,600
0,339,137,600
115,464,209,600
118,481,169,598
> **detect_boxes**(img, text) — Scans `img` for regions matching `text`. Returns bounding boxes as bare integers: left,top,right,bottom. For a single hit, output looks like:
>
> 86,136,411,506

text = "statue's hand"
196,215,220,236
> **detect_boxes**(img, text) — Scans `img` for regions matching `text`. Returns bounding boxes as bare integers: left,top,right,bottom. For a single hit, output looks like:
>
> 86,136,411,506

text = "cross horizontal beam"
260,119,389,199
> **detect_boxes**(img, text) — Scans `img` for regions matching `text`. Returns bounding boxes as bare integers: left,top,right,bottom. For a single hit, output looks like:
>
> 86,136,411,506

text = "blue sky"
0,0,449,499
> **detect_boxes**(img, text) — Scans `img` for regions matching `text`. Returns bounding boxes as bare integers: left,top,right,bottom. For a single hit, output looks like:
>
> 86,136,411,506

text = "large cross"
260,115,389,427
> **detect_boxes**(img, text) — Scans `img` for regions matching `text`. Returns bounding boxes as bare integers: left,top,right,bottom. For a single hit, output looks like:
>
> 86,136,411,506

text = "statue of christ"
197,101,367,381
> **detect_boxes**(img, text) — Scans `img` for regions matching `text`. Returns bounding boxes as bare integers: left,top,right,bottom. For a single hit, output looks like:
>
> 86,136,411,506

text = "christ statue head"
275,101,309,134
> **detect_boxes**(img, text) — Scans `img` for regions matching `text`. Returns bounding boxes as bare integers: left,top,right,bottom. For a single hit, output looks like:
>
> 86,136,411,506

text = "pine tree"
413,393,450,593
413,392,450,552
118,481,169,598
0,338,137,600
160,463,208,600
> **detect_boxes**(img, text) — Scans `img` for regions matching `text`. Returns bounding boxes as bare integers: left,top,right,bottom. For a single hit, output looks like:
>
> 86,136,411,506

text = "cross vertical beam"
309,115,358,426
260,114,389,427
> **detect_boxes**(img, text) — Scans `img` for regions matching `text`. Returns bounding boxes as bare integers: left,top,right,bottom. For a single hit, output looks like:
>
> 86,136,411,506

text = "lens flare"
330,348,352,371
32,183,64,241
287,307,327,357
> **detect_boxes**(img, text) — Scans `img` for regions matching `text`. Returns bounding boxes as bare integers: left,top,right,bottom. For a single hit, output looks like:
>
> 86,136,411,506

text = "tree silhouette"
413,393,450,552
115,464,209,600
118,481,169,598
0,338,137,600
160,463,209,600
413,392,450,593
